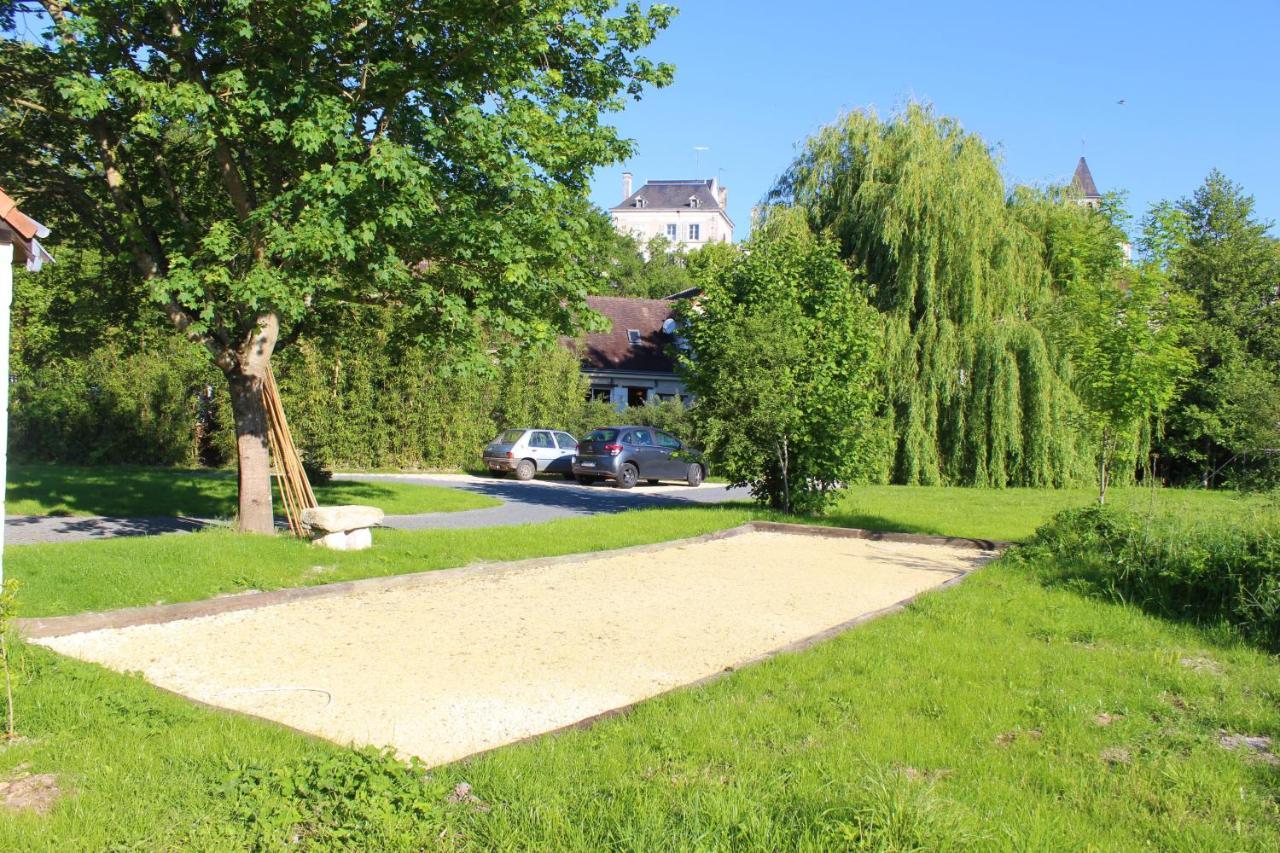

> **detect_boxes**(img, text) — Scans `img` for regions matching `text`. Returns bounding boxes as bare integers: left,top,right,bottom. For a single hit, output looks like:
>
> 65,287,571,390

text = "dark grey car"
572,426,706,489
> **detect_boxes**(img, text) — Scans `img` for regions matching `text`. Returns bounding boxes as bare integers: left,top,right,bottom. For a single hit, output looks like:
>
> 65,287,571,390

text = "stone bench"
301,505,384,551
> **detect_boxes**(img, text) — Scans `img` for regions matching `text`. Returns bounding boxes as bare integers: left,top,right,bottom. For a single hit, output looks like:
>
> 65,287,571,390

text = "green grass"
8,506,760,617
2,486,1276,847
827,483,1267,543
4,463,498,518
3,530,1277,848
8,485,1268,618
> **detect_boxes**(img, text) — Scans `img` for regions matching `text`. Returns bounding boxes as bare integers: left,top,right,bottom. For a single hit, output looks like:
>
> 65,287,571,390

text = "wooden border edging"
18,521,1005,640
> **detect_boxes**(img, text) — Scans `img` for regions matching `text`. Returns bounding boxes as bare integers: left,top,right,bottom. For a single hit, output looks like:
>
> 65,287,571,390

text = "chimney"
718,184,728,208
622,171,633,201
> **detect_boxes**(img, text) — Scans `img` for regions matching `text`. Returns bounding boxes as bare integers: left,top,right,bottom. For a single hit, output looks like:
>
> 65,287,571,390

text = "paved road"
4,474,750,545
353,473,750,530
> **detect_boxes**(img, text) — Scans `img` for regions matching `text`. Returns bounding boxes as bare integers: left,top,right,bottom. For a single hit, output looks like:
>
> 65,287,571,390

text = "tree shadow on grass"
5,464,422,521
6,464,237,518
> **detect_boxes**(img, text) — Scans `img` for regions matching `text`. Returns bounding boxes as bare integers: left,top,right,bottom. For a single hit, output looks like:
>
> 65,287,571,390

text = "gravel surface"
36,529,992,766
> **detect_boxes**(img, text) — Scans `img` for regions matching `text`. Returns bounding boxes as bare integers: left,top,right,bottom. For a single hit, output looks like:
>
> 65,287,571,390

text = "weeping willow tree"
773,104,1101,486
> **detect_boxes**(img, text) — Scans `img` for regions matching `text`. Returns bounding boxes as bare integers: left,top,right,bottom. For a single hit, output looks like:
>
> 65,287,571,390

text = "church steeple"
1072,157,1102,207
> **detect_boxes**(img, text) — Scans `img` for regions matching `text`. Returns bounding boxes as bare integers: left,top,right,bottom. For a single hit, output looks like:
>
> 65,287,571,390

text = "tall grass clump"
1025,501,1280,648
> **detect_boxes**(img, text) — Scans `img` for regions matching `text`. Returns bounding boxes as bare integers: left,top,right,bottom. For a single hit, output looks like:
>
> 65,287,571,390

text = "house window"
588,386,612,402
666,223,677,240
688,223,700,241
627,329,642,346
689,195,700,209
627,387,649,407
633,197,646,208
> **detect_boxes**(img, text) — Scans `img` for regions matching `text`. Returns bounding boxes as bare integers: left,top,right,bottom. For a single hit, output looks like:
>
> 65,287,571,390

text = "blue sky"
589,0,1280,240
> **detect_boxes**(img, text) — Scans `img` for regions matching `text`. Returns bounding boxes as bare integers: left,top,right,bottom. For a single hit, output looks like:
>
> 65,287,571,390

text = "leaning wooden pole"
262,366,316,537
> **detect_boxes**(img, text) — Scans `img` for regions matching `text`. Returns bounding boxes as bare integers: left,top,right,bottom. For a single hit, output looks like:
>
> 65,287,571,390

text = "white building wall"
610,207,733,249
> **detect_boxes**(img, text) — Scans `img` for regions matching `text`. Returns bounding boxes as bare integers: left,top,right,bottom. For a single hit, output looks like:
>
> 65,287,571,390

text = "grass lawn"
4,463,499,518
827,483,1269,543
7,506,760,617
2,486,1276,847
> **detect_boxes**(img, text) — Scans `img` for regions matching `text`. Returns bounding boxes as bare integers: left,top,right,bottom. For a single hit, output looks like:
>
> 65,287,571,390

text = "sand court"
33,525,996,766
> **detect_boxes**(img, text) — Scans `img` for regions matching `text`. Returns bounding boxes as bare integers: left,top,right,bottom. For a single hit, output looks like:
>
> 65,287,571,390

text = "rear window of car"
583,429,618,443
498,429,526,444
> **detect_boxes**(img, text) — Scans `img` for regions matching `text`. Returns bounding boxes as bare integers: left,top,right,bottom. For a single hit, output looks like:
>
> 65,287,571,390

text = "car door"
527,430,559,471
625,428,659,478
654,431,684,478
550,431,579,473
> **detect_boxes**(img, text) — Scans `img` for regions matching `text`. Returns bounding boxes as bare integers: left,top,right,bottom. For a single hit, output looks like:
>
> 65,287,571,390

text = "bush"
208,748,448,849
1024,504,1280,649
10,336,216,466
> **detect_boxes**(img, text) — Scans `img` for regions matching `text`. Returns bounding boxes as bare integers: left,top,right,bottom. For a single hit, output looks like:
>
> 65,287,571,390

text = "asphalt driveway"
5,473,750,544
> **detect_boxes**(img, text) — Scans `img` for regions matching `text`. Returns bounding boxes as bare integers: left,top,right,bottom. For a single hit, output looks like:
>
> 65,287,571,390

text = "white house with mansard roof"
610,173,734,249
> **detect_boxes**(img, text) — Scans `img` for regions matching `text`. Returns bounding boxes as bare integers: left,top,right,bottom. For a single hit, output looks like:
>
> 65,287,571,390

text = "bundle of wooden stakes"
262,366,317,537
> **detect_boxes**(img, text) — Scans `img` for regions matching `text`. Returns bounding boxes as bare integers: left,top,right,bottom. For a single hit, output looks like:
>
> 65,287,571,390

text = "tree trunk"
226,314,279,534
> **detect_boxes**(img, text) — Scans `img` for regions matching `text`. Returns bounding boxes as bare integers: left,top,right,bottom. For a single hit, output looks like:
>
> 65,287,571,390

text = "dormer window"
627,329,642,346
688,195,700,208
633,197,646,208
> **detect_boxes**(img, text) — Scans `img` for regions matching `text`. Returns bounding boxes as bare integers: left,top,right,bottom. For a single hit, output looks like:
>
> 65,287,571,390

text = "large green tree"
0,0,673,531
1142,171,1280,487
772,105,1099,487
1052,266,1195,503
676,210,881,513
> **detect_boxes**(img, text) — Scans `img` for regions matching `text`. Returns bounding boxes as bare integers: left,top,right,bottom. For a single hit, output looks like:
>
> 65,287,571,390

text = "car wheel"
686,464,704,487
514,459,536,481
576,474,597,485
615,463,638,489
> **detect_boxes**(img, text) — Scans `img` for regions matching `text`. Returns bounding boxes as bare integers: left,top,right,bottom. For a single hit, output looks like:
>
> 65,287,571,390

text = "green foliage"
1141,171,1280,487
1024,504,1280,649
679,211,881,512
1051,266,1195,503
10,336,216,467
212,748,446,849
1,1,676,353
774,104,1100,488
1,1,676,523
610,398,695,439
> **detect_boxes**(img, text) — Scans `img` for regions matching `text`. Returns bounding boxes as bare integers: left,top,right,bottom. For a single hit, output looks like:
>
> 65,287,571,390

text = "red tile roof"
577,295,677,373
0,187,53,270
0,188,40,240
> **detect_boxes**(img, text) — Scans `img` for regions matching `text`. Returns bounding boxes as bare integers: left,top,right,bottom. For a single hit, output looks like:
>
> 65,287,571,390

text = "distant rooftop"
1072,157,1101,199
613,178,727,215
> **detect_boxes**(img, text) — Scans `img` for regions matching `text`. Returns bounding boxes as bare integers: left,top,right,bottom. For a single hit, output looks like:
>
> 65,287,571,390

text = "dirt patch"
1179,656,1224,675
1099,746,1132,765
1094,712,1121,727
0,765,62,815
36,529,992,766
1219,733,1278,765
995,728,1042,747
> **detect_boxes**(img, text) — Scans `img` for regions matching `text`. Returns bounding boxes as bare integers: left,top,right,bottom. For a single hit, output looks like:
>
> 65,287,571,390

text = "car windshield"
498,429,525,444
583,428,618,443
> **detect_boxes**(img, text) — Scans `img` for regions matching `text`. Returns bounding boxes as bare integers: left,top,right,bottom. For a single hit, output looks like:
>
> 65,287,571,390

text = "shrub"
1024,504,1280,649
208,748,448,849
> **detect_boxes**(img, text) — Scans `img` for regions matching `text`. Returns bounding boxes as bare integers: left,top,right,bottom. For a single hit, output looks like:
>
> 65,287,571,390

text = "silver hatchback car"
482,428,580,480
